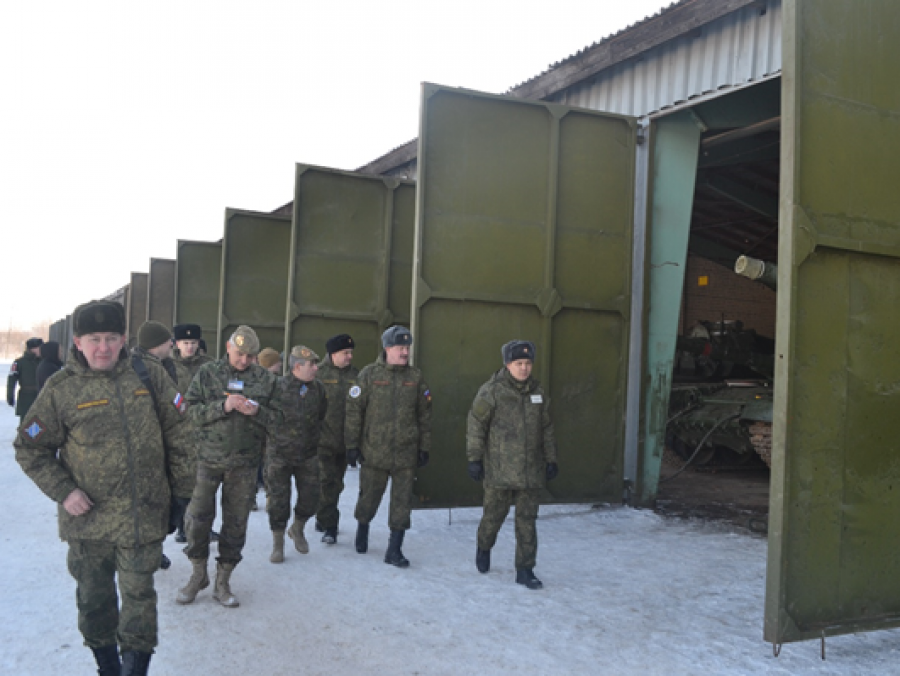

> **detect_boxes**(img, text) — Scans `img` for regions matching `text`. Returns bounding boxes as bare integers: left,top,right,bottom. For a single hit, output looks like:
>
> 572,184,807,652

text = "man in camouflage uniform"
467,340,559,590
171,323,214,541
7,337,43,419
172,323,214,381
266,345,327,563
132,320,196,565
315,333,358,545
14,301,186,675
346,326,431,568
177,325,282,608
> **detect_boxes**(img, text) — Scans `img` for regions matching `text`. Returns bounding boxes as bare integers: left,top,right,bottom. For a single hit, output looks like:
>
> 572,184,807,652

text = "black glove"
546,462,559,481
417,450,430,468
347,448,362,467
468,460,484,482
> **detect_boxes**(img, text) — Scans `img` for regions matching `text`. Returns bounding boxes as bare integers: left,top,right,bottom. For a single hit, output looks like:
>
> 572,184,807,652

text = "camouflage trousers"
67,539,162,654
184,462,256,566
266,454,319,531
354,465,416,531
316,447,347,530
477,487,541,570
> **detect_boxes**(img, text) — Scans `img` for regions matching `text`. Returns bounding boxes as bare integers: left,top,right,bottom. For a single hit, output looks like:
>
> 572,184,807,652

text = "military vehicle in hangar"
666,256,777,469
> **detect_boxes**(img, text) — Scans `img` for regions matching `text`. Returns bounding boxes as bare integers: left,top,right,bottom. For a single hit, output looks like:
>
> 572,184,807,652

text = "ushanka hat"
173,323,202,341
325,333,355,355
73,300,126,336
25,337,43,349
381,326,413,348
501,340,536,364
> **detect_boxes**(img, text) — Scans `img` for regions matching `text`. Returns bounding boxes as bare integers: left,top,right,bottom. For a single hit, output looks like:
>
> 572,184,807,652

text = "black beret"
326,333,355,355
502,340,536,364
26,338,44,349
74,300,126,337
174,323,202,340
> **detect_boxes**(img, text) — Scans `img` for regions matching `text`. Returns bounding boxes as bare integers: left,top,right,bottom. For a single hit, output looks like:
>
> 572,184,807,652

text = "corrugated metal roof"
548,0,781,117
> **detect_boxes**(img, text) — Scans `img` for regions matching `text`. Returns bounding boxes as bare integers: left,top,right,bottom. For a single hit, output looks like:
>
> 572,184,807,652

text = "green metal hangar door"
352,0,900,650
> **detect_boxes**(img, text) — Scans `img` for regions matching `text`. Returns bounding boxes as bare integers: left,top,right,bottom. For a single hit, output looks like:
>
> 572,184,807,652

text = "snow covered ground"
2,361,900,675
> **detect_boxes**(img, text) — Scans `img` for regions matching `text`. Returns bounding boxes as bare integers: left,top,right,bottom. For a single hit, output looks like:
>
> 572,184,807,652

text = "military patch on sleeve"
349,385,361,399
173,392,186,413
77,399,110,410
10,362,18,374
24,418,45,440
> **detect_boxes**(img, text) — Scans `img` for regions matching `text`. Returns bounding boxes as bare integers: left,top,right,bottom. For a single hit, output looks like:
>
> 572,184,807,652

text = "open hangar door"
639,0,900,648
651,78,781,524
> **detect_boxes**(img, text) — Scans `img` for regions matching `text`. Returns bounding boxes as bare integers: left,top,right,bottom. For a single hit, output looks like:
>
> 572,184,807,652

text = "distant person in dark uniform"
7,337,43,418
36,340,64,391
172,324,214,380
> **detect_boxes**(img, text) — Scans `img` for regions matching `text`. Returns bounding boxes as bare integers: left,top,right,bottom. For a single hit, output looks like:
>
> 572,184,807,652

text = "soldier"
7,337,43,418
177,325,282,608
172,323,214,542
14,300,186,675
467,340,559,590
315,333,358,545
346,326,431,568
266,345,327,563
172,323,214,380
132,321,196,566
254,347,283,506
36,340,64,391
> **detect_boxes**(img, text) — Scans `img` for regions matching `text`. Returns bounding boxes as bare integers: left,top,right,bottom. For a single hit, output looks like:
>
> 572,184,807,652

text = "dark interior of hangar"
657,78,781,529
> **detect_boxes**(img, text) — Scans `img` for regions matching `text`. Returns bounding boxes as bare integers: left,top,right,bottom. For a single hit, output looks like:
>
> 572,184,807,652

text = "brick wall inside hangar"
679,254,776,338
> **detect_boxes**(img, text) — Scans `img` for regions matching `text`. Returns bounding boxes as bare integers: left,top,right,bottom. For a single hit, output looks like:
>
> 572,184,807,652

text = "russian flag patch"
173,393,186,413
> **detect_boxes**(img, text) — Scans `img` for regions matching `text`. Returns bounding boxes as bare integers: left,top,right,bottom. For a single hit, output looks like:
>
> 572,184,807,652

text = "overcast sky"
1,0,668,332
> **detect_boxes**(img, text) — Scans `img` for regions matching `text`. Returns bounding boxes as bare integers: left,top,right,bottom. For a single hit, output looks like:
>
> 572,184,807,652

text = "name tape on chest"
77,399,110,410
227,380,244,391
349,385,361,399
531,395,543,404
135,388,150,396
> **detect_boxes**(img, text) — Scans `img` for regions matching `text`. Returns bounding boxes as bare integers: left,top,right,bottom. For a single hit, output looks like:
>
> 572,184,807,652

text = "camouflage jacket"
7,351,40,416
14,347,184,546
467,368,557,490
268,374,327,463
187,358,283,470
131,347,197,499
174,351,214,383
317,357,359,455
345,354,432,471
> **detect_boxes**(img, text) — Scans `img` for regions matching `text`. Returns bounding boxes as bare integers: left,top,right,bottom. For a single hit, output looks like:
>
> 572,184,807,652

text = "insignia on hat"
301,348,311,358
236,335,244,347
94,310,105,323
25,420,44,440
524,347,529,353
349,385,361,399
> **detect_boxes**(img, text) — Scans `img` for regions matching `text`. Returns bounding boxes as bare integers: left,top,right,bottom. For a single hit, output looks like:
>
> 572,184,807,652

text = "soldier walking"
132,320,196,568
346,326,432,568
266,345,327,563
315,333,358,544
14,300,186,675
7,337,43,418
177,325,282,608
467,340,558,590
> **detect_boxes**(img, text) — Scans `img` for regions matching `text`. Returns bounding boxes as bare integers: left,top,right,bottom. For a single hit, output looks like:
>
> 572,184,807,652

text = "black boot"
384,529,410,568
159,553,171,570
315,520,325,533
516,568,543,590
91,645,121,676
355,522,369,553
210,530,220,542
120,650,152,676
476,547,490,574
322,526,338,545
174,526,187,544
